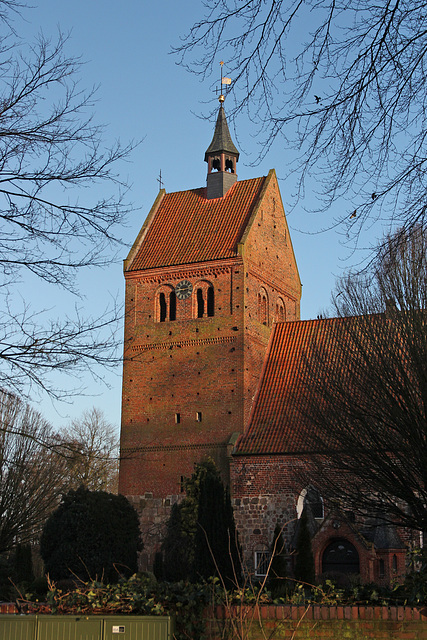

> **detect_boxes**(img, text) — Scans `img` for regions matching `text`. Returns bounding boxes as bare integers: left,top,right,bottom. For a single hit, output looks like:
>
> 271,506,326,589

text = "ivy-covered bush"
22,566,427,640
31,575,211,640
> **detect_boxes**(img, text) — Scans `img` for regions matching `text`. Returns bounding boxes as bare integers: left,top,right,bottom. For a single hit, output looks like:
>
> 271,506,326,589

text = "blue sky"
14,1,380,432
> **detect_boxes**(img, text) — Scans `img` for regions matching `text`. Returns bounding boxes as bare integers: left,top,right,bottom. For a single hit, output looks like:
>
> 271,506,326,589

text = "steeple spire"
205,102,239,200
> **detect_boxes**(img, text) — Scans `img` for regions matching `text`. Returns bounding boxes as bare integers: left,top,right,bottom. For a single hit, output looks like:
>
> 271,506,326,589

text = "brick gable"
125,177,266,272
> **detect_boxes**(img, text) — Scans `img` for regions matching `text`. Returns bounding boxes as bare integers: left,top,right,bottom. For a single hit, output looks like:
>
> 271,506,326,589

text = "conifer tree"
161,458,240,585
294,508,315,585
14,544,34,585
269,524,287,598
193,471,240,586
161,503,191,582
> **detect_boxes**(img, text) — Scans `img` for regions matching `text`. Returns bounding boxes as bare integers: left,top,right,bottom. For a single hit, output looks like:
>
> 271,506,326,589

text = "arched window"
322,539,360,576
207,286,215,317
156,286,177,322
197,288,204,318
169,291,176,321
392,554,398,573
297,486,324,520
193,281,215,318
258,287,269,325
159,292,167,322
276,298,285,322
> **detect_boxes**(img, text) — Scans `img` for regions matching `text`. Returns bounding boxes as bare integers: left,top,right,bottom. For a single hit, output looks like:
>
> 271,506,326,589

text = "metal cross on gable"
157,169,164,191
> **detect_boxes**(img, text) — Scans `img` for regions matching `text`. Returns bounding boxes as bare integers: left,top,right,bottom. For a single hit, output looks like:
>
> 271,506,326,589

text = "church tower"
119,100,301,568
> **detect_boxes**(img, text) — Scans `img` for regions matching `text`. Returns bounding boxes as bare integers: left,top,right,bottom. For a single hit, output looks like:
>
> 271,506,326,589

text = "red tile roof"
127,177,266,271
235,316,379,455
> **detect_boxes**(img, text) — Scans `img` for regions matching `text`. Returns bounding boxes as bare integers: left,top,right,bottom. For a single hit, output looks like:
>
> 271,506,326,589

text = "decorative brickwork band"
132,265,233,284
130,335,236,355
122,441,230,455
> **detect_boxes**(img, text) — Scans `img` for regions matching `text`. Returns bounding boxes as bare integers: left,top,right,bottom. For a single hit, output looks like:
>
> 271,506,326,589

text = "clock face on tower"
175,280,193,300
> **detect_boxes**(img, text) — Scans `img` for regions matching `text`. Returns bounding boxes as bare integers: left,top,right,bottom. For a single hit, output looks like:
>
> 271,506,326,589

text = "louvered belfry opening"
205,105,239,199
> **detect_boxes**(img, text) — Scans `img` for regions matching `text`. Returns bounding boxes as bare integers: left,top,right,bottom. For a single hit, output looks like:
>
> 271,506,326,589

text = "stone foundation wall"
127,493,181,571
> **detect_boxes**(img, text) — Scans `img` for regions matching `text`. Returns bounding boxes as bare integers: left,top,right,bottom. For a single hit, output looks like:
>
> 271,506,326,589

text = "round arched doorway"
322,539,360,579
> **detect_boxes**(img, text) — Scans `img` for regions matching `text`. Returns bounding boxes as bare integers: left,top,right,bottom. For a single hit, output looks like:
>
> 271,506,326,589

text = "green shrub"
40,487,141,583
269,524,288,598
42,575,210,640
294,508,315,585
14,543,34,585
161,459,240,586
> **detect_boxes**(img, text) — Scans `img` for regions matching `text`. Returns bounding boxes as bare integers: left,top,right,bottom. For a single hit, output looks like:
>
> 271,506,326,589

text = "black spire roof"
204,105,239,162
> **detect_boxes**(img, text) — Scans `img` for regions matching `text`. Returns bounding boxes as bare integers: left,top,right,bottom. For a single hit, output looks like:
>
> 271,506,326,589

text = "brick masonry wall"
119,171,302,504
242,171,301,427
231,455,305,565
2,604,427,638
119,170,302,568
206,605,427,640
120,258,247,498
0,604,18,613
230,454,414,585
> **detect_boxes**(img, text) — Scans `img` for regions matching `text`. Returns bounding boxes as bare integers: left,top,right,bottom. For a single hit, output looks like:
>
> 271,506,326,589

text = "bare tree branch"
176,1,427,246
0,297,122,399
57,407,119,493
0,2,136,397
0,388,65,553
305,225,427,532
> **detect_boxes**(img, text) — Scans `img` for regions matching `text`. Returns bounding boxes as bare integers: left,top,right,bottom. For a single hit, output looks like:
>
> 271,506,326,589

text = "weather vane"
217,61,232,103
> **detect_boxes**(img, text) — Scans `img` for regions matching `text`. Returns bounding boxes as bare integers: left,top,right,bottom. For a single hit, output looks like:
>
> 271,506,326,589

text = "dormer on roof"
205,103,239,200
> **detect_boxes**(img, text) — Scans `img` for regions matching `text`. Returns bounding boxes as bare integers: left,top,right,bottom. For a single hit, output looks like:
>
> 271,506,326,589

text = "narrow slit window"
175,413,181,424
207,286,215,317
197,288,204,318
392,554,398,573
262,295,268,325
169,291,177,321
159,292,167,322
196,412,202,422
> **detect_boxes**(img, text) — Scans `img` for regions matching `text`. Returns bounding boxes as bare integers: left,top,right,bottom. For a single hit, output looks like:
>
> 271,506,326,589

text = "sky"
12,1,381,432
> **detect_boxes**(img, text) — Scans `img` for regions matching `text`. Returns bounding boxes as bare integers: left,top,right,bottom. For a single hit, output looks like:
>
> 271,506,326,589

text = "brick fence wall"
3,603,427,639
206,604,427,639
0,603,18,614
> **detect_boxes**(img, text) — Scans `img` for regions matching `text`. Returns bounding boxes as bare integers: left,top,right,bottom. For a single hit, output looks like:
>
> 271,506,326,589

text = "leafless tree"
58,408,119,493
304,225,427,532
0,1,135,398
0,388,65,553
176,1,427,244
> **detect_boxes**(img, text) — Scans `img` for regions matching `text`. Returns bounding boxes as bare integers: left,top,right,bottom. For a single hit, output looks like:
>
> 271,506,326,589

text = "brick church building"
119,98,413,586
